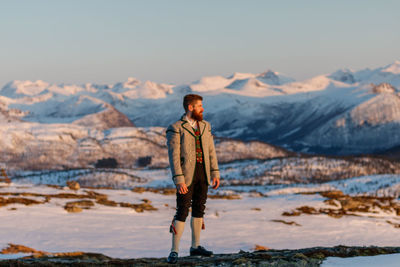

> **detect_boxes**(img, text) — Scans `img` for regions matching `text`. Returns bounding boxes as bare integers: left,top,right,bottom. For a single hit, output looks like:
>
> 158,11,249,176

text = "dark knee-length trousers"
175,162,208,222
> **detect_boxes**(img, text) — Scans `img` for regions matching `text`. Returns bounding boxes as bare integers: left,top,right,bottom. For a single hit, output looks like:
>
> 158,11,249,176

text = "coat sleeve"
166,124,185,185
208,123,220,179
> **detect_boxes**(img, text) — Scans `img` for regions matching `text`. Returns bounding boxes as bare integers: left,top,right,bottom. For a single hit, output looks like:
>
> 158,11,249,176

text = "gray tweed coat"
166,115,220,186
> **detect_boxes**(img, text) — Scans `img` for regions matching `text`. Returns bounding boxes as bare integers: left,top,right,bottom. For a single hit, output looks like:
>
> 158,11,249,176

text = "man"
166,94,220,264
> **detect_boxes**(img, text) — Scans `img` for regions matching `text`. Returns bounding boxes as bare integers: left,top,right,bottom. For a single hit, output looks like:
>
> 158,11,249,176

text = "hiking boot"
167,251,178,264
190,246,213,257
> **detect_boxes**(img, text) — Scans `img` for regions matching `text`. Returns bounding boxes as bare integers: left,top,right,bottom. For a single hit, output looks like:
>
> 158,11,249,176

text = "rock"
4,245,400,266
64,200,94,213
1,243,49,257
131,187,176,195
0,196,43,207
320,190,345,199
253,244,270,251
119,201,157,212
387,220,400,228
394,205,400,216
323,199,340,207
296,206,319,214
282,210,301,216
131,187,146,193
339,198,366,212
141,198,151,204
208,193,242,200
64,204,83,213
66,181,80,190
232,257,248,264
96,198,118,207
372,82,397,94
0,169,11,183
293,253,308,260
319,208,345,218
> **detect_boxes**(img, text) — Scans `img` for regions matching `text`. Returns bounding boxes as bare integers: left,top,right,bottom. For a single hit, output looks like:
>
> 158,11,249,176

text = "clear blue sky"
0,0,399,87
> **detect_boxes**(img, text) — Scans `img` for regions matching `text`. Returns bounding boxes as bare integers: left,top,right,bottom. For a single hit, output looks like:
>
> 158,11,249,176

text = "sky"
0,0,399,87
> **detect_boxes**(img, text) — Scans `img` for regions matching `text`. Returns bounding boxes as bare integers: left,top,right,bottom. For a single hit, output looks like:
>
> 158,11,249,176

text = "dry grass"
0,189,157,213
282,190,400,224
271,219,301,226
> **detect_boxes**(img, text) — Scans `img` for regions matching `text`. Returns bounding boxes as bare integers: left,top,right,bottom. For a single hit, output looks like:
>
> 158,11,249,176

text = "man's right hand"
176,183,188,194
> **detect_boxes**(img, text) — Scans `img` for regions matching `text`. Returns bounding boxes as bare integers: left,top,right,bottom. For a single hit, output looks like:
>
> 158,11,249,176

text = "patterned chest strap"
194,121,203,164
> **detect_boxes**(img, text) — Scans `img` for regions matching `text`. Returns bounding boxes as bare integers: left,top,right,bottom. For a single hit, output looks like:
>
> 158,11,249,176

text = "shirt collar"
185,115,197,129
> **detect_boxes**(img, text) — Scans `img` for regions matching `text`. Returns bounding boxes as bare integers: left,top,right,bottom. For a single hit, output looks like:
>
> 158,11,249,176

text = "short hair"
183,94,203,112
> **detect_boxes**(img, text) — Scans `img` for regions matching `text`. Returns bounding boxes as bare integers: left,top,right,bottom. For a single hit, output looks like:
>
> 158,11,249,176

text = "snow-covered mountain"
1,61,400,155
0,122,289,170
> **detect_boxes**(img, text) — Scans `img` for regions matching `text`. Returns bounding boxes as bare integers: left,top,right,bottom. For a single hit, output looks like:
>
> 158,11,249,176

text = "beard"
192,109,203,121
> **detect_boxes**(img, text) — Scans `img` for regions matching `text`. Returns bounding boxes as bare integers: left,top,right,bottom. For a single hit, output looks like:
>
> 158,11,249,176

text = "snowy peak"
257,70,280,85
1,78,175,100
226,78,267,90
113,77,142,91
257,70,295,85
1,80,50,97
228,70,294,86
113,78,174,99
281,75,336,94
190,70,295,93
1,80,87,98
122,77,141,89
352,61,400,87
382,60,400,74
328,69,356,84
324,61,400,88
139,80,174,98
228,72,255,80
190,75,231,92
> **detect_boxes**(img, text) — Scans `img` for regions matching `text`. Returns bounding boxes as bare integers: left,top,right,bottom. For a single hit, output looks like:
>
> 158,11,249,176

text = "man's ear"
188,105,194,112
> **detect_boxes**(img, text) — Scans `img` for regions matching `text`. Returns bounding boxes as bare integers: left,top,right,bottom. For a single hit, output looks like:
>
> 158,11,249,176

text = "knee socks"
171,217,203,252
171,220,185,253
191,217,202,248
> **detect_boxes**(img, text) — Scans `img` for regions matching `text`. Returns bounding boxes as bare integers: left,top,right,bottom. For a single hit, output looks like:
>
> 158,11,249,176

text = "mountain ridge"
1,61,400,155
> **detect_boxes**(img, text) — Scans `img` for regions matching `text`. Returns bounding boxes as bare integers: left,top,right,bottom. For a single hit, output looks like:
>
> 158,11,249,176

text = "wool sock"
171,220,185,253
191,217,202,248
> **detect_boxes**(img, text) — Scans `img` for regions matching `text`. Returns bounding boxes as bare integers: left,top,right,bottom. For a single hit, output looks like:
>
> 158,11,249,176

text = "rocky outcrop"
1,245,400,266
372,82,397,94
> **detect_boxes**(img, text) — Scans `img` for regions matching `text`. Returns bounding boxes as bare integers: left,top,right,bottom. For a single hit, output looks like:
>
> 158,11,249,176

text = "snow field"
1,178,400,259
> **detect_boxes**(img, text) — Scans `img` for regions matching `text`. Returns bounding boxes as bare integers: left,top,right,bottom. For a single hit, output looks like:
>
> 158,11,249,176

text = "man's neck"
185,113,194,121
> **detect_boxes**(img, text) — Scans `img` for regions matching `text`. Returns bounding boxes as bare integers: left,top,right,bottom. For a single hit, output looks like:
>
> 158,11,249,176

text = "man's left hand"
212,177,220,189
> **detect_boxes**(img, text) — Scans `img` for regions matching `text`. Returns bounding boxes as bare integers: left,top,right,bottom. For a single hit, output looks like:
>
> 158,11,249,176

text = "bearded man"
166,94,220,264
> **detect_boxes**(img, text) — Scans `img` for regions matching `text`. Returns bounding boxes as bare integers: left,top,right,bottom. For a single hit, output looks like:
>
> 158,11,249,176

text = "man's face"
189,100,204,121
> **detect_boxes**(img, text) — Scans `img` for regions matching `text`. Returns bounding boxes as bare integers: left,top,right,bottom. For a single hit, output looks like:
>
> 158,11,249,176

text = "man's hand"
212,177,220,189
176,183,188,194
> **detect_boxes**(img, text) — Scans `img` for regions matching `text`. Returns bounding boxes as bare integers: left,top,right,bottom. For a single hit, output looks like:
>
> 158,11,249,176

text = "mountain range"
1,61,400,156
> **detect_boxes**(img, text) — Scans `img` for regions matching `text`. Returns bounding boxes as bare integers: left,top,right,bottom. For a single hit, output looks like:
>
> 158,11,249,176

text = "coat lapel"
198,120,206,137
180,115,196,137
